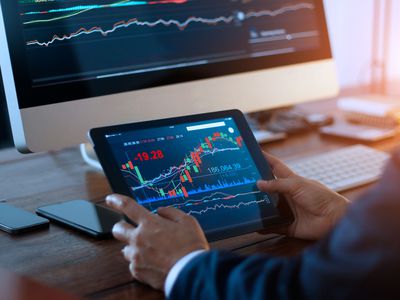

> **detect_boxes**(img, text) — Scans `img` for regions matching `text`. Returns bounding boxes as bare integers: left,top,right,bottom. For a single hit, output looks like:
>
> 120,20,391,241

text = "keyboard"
286,145,390,192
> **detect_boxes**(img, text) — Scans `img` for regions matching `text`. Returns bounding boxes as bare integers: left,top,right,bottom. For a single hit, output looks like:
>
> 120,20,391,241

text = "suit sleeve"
169,157,400,300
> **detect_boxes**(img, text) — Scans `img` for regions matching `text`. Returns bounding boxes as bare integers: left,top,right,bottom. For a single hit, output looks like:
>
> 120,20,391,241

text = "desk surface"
0,268,84,300
0,98,399,300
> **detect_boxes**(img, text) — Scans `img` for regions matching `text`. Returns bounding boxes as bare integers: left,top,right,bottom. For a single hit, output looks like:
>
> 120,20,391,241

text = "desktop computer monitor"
0,0,338,153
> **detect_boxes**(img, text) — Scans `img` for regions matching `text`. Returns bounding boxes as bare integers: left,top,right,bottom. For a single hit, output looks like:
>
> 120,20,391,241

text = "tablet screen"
103,117,279,235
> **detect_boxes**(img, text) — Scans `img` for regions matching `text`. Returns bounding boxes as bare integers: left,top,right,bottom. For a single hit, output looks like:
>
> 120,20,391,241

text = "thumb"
257,178,301,195
263,152,294,178
157,206,188,223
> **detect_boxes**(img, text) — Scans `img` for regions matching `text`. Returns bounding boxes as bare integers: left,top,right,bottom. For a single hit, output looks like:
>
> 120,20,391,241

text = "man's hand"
106,194,209,291
105,153,349,290
258,152,349,240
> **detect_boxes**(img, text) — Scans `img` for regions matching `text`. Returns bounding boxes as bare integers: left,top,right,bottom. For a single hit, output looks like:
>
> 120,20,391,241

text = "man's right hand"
258,153,349,240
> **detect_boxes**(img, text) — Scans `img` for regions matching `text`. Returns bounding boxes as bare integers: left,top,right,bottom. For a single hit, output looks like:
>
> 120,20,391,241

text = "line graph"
22,0,187,16
187,196,271,216
148,190,268,213
22,0,188,25
25,3,315,47
149,190,261,212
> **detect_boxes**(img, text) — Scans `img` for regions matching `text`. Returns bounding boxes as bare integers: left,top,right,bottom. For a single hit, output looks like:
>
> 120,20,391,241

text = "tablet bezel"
89,109,293,241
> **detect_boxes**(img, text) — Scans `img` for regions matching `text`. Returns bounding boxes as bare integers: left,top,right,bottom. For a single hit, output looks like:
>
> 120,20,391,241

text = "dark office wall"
0,69,12,148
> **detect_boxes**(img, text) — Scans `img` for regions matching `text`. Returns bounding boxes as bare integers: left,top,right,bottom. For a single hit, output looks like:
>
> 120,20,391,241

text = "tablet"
90,110,293,241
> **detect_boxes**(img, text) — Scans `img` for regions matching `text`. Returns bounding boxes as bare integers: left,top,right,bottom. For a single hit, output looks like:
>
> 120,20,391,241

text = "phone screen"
0,203,49,233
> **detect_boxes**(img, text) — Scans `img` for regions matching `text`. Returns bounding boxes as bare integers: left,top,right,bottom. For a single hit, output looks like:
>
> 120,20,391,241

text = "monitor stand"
80,143,103,172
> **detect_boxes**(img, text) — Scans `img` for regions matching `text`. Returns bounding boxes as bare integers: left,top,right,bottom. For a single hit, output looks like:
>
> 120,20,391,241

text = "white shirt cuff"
164,250,207,297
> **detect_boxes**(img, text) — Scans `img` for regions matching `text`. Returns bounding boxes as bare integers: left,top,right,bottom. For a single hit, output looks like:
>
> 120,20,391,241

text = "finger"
263,152,294,178
257,178,300,194
106,194,151,224
157,206,187,222
122,245,137,263
112,220,136,243
129,262,141,282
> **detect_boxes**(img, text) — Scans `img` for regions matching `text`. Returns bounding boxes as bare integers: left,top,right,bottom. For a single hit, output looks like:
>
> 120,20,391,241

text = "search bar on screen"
186,122,226,132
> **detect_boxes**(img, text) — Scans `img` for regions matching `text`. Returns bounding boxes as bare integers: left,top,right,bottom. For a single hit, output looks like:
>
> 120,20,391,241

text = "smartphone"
36,200,123,238
0,203,49,234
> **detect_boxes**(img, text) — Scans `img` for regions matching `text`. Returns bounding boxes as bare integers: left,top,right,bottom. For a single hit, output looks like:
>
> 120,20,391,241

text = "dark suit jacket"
170,154,400,300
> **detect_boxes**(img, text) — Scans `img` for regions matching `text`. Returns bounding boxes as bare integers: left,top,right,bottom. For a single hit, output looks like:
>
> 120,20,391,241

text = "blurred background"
0,0,399,149
325,0,400,92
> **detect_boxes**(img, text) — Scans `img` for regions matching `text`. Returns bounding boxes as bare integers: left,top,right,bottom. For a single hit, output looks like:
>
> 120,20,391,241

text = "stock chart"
17,0,320,86
106,118,278,233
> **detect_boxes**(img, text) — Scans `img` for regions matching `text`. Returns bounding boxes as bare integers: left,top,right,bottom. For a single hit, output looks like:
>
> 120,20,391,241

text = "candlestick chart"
120,131,254,207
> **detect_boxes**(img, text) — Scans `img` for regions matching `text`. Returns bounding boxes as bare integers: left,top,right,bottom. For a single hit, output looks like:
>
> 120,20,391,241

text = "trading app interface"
105,118,279,233
17,0,321,86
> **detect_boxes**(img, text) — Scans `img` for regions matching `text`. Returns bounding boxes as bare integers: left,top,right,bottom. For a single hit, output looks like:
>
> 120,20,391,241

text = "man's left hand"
106,194,209,291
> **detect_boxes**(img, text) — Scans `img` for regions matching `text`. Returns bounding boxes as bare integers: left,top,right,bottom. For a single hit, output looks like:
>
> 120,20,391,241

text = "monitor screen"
1,0,331,108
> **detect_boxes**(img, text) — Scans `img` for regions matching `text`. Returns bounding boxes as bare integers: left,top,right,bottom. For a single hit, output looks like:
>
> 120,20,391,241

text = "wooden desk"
0,98,399,300
0,268,83,300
